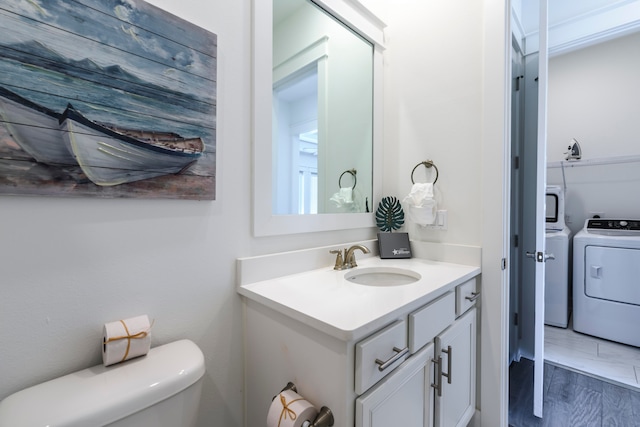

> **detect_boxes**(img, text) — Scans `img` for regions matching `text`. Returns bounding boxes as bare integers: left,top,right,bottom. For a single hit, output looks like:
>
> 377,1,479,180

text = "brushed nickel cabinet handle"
442,345,452,384
431,356,443,397
465,292,480,302
375,346,409,372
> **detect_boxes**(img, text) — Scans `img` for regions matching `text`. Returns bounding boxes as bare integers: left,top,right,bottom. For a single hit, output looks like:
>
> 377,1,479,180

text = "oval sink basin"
344,267,421,286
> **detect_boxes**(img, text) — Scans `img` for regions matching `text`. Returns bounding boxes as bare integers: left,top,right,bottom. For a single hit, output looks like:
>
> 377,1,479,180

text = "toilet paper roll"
267,389,318,427
102,315,152,366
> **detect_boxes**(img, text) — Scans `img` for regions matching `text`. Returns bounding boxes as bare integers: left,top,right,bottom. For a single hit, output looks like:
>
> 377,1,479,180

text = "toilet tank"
0,339,205,427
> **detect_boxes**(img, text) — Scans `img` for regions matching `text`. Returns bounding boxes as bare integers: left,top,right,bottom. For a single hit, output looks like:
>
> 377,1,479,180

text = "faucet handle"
329,250,345,270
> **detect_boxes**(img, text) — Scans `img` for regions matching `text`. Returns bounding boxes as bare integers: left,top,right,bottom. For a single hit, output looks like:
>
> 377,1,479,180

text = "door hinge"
514,234,519,248
514,312,519,326
513,156,520,170
501,258,507,270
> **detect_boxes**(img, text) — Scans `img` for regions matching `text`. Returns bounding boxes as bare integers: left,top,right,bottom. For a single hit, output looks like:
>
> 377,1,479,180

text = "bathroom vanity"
238,245,480,427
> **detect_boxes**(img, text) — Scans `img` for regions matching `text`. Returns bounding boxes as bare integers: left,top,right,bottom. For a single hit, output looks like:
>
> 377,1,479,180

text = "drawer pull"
442,345,452,384
465,291,480,302
375,346,409,372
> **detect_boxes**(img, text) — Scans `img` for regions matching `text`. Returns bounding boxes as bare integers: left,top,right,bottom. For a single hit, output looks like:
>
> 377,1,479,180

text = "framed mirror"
253,0,385,236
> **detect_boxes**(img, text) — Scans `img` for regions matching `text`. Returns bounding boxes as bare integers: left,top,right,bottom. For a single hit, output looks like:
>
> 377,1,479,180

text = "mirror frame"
252,0,386,236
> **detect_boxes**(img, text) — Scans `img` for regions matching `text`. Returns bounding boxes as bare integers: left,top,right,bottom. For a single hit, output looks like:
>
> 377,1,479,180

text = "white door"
434,308,476,427
532,0,548,417
356,344,434,427
516,0,548,418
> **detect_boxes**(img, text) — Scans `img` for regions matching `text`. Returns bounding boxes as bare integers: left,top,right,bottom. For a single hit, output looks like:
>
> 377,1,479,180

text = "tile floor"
509,359,640,427
544,322,640,391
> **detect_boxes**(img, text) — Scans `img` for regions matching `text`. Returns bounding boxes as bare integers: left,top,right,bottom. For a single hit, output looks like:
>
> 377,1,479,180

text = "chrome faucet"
330,245,370,270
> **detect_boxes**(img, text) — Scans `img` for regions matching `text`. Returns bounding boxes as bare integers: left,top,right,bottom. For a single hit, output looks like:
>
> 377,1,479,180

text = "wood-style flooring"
509,359,640,426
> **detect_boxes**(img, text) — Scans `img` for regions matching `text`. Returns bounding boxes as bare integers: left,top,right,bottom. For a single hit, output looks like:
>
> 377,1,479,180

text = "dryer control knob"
620,221,628,227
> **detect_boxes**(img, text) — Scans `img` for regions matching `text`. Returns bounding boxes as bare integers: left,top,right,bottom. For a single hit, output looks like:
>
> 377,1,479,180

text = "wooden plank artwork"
0,0,217,200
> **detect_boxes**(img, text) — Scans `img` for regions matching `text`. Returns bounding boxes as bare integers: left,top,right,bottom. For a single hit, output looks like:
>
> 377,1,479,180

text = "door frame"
479,0,512,425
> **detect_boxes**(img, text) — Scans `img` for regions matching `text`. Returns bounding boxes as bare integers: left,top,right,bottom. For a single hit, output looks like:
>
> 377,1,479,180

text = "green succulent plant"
375,196,405,232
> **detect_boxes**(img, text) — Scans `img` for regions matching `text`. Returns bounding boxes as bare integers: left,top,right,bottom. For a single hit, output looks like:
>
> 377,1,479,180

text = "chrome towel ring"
339,169,357,189
411,160,438,185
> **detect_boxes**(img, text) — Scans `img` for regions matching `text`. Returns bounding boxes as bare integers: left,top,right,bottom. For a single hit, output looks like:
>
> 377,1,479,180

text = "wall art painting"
0,0,217,200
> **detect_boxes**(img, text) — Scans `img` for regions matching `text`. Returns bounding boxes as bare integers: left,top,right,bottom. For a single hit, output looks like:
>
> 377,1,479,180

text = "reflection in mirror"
273,64,319,214
252,0,384,236
273,0,373,215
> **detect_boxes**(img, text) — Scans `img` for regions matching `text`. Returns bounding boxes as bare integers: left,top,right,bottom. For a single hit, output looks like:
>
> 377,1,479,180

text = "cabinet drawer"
456,278,478,317
355,320,408,395
408,291,455,354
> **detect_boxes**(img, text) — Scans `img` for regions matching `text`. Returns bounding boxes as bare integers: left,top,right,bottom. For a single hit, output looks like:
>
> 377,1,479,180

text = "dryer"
573,219,640,347
544,186,570,328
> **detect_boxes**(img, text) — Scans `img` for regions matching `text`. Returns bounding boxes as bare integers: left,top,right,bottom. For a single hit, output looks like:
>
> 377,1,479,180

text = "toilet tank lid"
0,339,205,427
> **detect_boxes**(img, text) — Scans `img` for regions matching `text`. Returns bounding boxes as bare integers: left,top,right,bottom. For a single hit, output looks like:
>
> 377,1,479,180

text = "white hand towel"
339,187,353,203
330,187,354,207
403,183,433,206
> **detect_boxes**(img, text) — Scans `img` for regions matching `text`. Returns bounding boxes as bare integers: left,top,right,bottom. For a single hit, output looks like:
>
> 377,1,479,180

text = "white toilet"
0,339,205,427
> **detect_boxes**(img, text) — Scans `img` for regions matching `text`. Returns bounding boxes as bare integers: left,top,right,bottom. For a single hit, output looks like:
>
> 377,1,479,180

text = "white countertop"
238,257,480,341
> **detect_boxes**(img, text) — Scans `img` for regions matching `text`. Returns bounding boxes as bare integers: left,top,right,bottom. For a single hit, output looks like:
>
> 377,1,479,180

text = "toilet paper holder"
273,382,335,427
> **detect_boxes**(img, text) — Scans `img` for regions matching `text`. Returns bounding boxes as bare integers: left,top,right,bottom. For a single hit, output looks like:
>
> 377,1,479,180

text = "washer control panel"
587,219,640,231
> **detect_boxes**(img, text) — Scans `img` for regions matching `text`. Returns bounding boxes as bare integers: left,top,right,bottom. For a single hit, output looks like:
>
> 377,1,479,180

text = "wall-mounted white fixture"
421,210,448,230
565,138,582,161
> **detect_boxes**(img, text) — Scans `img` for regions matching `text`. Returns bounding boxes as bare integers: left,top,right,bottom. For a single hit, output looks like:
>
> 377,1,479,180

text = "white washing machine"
573,219,640,347
544,186,570,328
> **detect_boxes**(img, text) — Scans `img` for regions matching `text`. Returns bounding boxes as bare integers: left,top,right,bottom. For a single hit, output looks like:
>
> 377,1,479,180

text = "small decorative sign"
377,232,412,259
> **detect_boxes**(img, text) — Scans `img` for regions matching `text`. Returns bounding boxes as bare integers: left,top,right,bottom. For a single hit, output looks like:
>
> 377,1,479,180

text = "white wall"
0,1,249,425
361,2,510,426
362,0,484,246
0,1,374,426
547,31,640,162
547,31,640,234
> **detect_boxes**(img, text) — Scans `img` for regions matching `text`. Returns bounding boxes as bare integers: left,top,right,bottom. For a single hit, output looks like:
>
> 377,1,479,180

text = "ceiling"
274,0,640,56
521,0,637,33
514,0,640,55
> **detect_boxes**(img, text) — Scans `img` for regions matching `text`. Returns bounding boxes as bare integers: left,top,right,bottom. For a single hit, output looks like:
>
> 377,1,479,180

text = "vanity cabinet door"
356,343,434,427
434,308,476,427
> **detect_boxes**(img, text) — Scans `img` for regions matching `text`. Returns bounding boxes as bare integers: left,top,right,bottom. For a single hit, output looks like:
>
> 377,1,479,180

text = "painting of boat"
59,104,204,187
0,86,75,166
0,0,217,199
